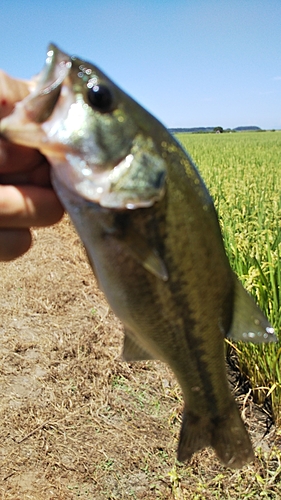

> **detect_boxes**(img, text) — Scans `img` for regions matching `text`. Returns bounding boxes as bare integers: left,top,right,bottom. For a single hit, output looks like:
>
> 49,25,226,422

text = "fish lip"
37,43,72,96
0,44,73,143
23,44,72,124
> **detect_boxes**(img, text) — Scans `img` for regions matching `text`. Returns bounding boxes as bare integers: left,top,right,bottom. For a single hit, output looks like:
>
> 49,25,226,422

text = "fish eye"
87,84,114,112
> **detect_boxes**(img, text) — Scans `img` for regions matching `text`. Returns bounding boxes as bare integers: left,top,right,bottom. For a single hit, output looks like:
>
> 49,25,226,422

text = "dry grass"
0,216,280,499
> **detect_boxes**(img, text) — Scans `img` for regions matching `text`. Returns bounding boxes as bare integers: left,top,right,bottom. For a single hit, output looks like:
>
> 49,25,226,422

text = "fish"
1,44,277,468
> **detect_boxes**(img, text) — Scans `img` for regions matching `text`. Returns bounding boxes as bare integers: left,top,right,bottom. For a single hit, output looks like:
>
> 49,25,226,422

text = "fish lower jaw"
65,176,156,209
0,119,45,148
49,152,160,209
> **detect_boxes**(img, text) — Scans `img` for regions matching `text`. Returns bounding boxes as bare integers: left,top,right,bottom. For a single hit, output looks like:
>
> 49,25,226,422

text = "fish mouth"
0,44,72,146
24,44,72,124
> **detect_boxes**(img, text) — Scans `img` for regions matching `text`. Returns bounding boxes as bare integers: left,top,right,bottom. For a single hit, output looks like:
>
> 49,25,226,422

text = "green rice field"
176,131,281,425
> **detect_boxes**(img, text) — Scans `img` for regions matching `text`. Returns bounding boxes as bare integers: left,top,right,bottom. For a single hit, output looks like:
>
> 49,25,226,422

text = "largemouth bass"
1,44,277,468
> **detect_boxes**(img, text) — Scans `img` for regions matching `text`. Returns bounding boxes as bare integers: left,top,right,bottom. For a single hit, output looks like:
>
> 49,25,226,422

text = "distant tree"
214,126,224,133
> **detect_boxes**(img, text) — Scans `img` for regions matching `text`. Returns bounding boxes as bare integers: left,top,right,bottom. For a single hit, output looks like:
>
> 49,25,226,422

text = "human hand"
0,70,64,261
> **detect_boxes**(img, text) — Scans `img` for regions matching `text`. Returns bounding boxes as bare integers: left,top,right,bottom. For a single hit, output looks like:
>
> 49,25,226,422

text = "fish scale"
0,43,277,468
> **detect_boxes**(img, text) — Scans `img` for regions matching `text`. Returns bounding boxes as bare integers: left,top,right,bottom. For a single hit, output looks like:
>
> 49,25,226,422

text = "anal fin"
122,329,155,361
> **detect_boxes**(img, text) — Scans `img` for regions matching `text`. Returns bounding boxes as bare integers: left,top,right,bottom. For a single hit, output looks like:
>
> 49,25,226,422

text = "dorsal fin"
227,279,277,343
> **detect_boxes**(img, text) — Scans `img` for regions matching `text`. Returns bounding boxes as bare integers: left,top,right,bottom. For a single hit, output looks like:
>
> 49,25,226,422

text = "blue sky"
1,0,280,129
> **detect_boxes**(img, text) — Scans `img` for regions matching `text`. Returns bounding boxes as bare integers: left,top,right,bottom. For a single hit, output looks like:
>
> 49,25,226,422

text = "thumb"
0,70,31,119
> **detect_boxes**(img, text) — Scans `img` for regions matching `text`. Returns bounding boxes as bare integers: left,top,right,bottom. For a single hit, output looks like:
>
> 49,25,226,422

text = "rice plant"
176,131,281,424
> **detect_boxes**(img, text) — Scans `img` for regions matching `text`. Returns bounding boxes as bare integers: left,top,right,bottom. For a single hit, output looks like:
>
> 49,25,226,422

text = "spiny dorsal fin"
227,279,277,343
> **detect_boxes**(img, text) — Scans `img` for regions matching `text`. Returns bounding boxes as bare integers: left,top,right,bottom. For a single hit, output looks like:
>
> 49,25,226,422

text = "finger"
0,70,30,118
0,228,32,261
0,162,52,187
0,185,64,228
0,137,46,173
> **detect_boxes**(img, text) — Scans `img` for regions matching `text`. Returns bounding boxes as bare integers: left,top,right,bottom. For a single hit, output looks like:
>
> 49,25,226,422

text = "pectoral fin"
122,329,155,361
227,279,277,343
121,230,168,281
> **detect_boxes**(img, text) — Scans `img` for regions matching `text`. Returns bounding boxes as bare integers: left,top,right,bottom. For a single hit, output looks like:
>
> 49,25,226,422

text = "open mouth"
24,44,72,124
0,44,73,147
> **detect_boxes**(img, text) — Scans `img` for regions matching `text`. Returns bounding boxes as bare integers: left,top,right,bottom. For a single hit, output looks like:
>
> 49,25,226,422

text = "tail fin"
177,411,212,462
211,400,254,468
178,400,254,469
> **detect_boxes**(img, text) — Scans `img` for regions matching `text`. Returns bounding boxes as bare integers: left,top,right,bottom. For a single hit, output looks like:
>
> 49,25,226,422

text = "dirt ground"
0,216,280,499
